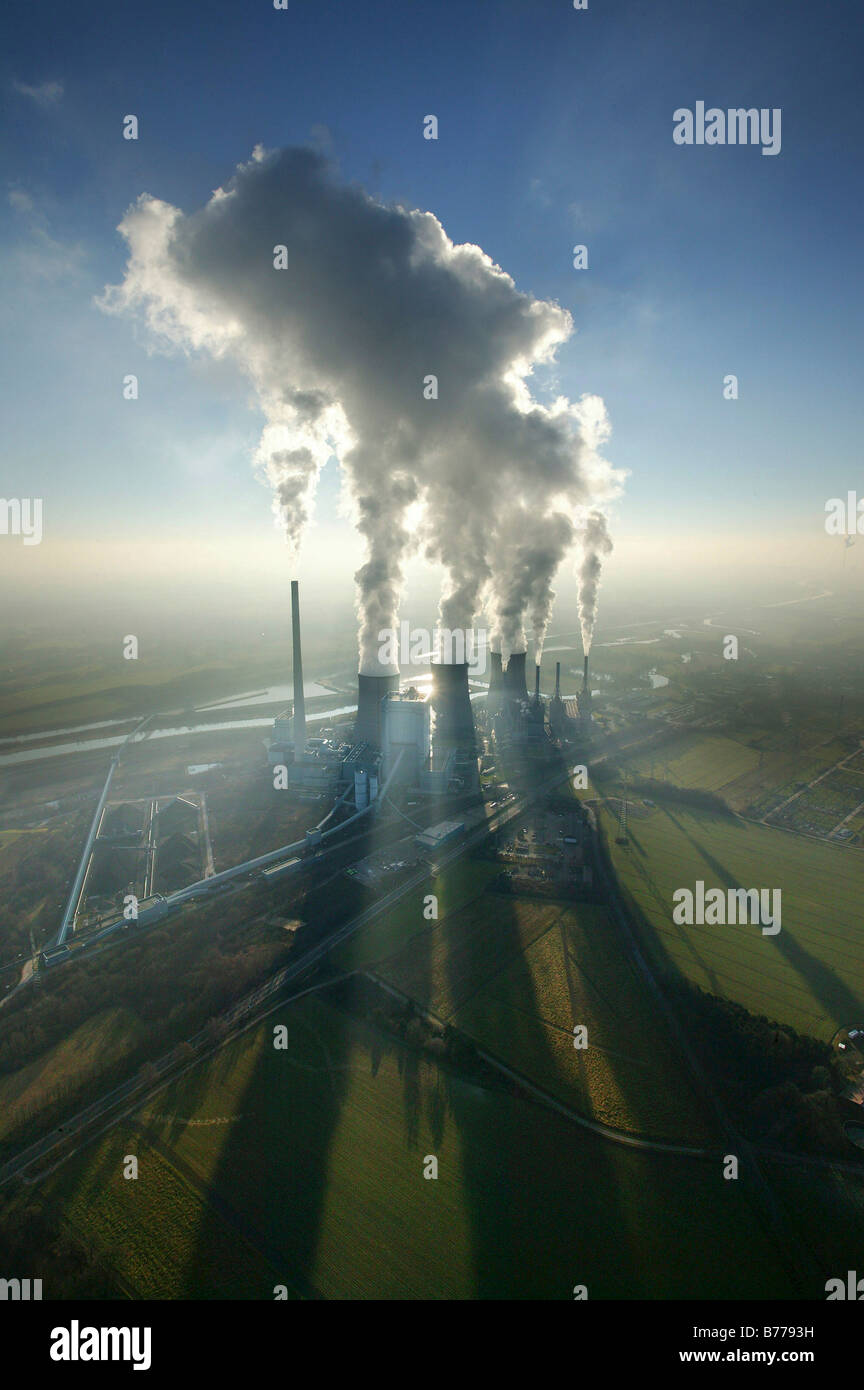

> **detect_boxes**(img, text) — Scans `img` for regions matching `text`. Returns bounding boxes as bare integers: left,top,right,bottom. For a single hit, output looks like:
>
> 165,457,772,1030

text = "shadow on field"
664,807,864,1030
164,985,354,1299
160,747,802,1300
623,817,723,995
437,880,641,1298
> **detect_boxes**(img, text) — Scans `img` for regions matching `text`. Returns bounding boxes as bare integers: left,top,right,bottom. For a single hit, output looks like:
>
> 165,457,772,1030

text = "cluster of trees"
671,982,853,1156
0,885,294,1156
0,817,84,961
0,1191,119,1299
360,985,487,1080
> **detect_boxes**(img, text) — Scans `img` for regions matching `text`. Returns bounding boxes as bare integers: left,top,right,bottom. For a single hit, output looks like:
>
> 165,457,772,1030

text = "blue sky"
2,0,862,597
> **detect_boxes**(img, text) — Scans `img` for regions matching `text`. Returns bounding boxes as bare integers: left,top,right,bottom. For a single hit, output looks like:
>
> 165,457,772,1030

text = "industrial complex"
266,580,595,809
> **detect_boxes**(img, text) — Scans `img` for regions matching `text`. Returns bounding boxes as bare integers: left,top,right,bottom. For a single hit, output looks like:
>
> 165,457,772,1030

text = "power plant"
266,576,599,822
290,580,306,761
548,654,594,741
268,583,488,805
502,650,529,701
431,659,476,748
355,670,400,748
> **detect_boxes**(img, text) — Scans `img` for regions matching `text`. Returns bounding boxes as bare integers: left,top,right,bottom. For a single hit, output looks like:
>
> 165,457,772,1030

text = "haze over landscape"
1,0,864,1330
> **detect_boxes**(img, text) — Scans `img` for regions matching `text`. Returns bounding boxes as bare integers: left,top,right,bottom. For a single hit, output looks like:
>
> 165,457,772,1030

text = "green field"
332,858,500,972
451,903,715,1141
618,733,761,792
40,991,797,1299
379,893,560,1020
340,849,715,1141
0,1007,145,1145
601,802,864,1040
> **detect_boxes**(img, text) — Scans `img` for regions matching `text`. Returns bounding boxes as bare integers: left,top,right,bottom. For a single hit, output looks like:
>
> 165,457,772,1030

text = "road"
55,716,151,946
0,769,561,1187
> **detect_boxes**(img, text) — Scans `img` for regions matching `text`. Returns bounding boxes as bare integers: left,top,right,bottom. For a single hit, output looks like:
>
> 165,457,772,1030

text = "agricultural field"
616,733,761,794
0,1007,145,1146
378,893,560,1021
449,901,715,1142
332,857,500,973
766,1159,864,1291
39,991,798,1299
600,802,864,1041
360,862,715,1142
606,728,862,824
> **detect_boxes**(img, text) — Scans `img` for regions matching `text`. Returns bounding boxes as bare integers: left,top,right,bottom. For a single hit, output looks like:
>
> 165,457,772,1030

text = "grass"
343,838,717,1141
619,733,761,793
0,1008,145,1144
378,893,560,1020
450,901,716,1142
331,857,499,972
600,801,864,1040
41,991,797,1299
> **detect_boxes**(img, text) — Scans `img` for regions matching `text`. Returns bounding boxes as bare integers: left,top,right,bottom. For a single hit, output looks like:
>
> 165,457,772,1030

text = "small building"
414,819,465,855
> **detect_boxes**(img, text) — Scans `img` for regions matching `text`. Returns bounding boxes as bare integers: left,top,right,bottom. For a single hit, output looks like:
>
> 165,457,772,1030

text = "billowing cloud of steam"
576,510,614,654
100,145,622,671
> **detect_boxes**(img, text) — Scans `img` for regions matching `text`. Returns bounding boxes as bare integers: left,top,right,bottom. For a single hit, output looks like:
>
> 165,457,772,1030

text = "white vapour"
577,510,614,654
100,146,621,671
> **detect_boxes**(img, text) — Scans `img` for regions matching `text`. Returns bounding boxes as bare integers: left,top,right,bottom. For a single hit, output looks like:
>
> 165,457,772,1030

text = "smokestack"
555,662,561,700
291,580,306,760
583,654,589,693
534,663,541,702
355,671,400,748
504,651,529,700
432,662,476,747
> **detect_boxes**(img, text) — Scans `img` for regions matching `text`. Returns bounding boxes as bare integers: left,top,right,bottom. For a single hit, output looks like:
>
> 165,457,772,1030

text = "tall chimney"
583,654,589,692
555,661,561,700
291,580,306,760
534,663,541,701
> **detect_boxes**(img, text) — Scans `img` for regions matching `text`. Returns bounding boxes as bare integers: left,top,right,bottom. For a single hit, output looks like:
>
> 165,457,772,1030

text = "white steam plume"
577,510,614,654
99,146,622,668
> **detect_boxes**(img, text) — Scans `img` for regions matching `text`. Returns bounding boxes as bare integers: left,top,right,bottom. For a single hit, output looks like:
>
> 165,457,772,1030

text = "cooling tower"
489,650,503,693
291,580,306,760
503,651,529,700
355,671,400,748
487,650,503,714
431,661,476,746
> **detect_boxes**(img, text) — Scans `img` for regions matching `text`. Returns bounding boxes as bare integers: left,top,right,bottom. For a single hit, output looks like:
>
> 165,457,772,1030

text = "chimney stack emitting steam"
103,147,622,685
504,651,529,700
291,580,306,760
431,660,476,747
355,671,400,748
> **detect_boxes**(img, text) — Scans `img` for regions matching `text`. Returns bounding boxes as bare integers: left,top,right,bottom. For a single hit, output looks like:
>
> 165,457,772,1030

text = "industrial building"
266,583,483,809
414,819,465,856
548,657,594,742
487,649,546,742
